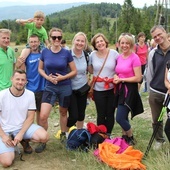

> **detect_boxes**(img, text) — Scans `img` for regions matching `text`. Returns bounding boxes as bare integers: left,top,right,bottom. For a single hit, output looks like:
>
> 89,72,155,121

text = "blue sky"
0,0,156,8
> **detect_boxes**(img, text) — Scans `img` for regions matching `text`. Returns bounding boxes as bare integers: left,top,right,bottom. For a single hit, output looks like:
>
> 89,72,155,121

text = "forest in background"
0,0,159,44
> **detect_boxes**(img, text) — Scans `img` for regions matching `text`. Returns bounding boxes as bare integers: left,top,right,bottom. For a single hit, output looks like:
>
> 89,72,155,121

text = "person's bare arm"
13,110,35,145
16,18,34,26
87,65,93,74
0,125,14,147
15,48,31,69
45,39,50,47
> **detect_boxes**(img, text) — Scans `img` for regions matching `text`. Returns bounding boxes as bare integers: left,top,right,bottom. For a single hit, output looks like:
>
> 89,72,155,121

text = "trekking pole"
144,93,170,158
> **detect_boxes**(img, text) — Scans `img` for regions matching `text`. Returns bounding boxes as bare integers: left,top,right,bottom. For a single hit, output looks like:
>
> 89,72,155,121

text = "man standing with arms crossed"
16,34,46,153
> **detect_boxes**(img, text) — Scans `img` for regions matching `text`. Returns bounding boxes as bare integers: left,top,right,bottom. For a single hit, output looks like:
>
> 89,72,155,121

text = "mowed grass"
1,43,169,170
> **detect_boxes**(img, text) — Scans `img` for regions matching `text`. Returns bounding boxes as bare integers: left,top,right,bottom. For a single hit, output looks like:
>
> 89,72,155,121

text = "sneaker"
153,141,166,150
35,143,46,153
20,139,33,154
60,132,66,144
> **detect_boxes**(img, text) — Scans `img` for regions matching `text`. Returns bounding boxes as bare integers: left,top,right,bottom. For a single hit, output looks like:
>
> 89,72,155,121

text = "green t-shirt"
0,47,15,91
25,23,48,43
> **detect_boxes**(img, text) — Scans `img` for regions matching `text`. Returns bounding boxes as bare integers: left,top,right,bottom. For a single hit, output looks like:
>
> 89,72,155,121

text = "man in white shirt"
0,69,49,168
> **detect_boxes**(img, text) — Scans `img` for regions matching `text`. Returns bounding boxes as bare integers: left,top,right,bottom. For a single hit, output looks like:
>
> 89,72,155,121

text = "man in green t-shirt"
0,29,15,91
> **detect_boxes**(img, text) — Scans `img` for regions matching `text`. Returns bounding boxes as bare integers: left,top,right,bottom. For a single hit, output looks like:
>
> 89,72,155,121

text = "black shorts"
34,91,43,112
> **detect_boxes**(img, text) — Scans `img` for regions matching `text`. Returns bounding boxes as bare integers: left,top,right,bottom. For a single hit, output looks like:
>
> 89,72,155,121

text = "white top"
0,88,36,132
89,49,119,91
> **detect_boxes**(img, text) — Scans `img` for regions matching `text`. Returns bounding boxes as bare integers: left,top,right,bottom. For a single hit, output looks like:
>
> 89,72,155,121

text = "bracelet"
121,78,125,83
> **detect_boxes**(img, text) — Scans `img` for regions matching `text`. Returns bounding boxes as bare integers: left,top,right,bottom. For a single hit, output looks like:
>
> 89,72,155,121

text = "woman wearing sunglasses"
37,27,77,152
113,33,143,145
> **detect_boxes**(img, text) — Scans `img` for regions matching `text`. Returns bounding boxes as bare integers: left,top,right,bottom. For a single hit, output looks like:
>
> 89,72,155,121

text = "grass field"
1,43,169,170
1,92,170,170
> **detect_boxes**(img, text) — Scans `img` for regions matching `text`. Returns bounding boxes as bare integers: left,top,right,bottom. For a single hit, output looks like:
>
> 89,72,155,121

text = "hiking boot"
35,143,46,153
20,139,33,154
60,132,66,144
122,135,128,142
127,136,136,146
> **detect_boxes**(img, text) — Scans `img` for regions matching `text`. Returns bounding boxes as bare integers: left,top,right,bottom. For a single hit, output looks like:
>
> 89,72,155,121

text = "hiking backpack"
66,128,91,151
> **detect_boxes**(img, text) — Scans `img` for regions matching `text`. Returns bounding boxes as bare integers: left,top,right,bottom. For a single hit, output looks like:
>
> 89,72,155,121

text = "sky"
0,0,156,8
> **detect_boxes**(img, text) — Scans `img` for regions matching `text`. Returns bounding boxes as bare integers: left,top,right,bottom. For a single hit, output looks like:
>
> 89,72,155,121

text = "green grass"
2,44,169,170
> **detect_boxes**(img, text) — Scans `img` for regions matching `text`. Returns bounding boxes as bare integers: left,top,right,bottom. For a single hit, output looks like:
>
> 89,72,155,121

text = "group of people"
0,9,170,168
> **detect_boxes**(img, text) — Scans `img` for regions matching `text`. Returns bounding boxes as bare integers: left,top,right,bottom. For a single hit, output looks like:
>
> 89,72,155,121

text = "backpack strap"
83,50,89,66
70,49,89,66
135,42,148,53
135,43,139,53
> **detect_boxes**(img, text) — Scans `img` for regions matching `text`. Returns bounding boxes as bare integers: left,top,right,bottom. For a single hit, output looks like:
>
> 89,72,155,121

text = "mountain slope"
0,2,89,21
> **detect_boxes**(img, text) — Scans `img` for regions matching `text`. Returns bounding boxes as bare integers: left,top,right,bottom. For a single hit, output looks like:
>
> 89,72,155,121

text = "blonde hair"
34,11,45,19
91,33,109,51
48,27,62,37
72,32,88,50
0,29,11,35
118,33,135,50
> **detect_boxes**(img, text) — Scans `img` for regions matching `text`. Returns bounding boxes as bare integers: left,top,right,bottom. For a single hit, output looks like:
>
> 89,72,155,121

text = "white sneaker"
153,141,166,150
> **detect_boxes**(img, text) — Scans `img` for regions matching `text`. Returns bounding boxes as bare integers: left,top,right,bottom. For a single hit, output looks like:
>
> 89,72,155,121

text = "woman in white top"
88,33,119,135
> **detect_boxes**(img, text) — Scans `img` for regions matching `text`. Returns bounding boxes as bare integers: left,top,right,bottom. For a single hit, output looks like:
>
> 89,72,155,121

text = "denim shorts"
42,85,72,108
0,124,42,154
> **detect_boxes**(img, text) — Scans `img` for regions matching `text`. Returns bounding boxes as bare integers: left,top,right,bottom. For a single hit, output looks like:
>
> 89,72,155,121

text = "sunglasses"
51,36,62,41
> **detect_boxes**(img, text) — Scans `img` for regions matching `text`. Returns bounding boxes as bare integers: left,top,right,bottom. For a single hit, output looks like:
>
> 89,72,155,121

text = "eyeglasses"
51,36,62,41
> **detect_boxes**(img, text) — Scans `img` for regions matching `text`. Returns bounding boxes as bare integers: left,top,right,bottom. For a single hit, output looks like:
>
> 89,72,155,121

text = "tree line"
0,0,160,45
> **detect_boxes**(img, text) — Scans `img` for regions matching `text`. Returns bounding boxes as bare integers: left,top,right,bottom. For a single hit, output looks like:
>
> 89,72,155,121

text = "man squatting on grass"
0,69,49,168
